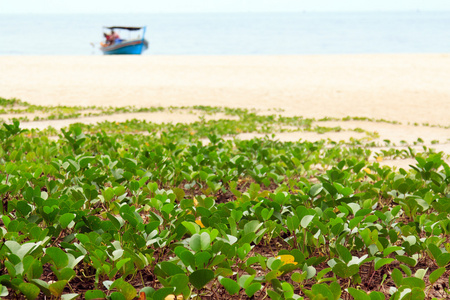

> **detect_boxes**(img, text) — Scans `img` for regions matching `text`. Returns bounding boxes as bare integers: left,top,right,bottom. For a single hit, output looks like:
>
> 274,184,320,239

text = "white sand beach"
1,54,450,125
1,54,450,168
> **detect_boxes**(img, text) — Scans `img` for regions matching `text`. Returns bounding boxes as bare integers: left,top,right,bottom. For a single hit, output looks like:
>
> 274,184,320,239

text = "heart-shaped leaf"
189,269,214,290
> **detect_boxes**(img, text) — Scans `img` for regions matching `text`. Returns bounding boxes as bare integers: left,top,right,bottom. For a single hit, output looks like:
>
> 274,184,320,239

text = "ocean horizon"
0,11,449,55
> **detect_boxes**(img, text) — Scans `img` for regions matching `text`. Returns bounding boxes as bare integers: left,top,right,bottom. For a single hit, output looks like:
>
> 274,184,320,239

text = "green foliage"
1,102,450,299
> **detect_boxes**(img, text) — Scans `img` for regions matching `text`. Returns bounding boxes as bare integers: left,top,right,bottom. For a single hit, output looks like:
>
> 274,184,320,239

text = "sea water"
0,11,449,55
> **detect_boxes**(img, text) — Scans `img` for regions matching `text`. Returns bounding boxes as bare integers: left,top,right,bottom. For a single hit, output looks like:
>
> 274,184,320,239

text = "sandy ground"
1,54,450,125
1,54,450,168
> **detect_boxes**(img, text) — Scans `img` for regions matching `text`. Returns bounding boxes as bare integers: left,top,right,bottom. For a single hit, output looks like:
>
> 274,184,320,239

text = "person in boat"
110,30,120,44
103,33,113,46
102,30,120,46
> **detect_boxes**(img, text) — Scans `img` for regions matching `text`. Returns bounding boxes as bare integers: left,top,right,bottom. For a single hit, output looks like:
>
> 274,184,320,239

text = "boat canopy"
104,26,144,31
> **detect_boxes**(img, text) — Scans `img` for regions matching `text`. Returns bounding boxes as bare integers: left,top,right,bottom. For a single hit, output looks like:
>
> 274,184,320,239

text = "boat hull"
101,39,147,55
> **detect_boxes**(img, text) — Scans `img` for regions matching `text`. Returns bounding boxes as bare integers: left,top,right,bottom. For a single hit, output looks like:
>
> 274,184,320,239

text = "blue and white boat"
100,26,148,55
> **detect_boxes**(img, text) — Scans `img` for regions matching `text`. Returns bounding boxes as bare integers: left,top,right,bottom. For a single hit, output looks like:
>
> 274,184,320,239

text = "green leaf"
305,265,317,279
238,274,255,288
116,258,131,270
291,272,305,283
323,182,338,196
195,251,212,268
58,268,76,281
178,250,195,269
383,246,403,256
391,268,403,286
129,180,140,192
267,257,283,271
341,187,353,197
244,220,263,235
160,261,185,276
261,208,274,221
30,279,50,297
79,156,95,168
347,287,370,300
374,258,394,271
50,280,68,297
429,267,446,284
281,282,294,298
309,184,323,197
332,262,359,278
10,242,39,262
220,278,240,295
46,247,69,269
237,244,251,260
152,288,174,300
19,282,41,300
395,255,417,267
17,200,32,216
402,277,425,290
336,244,352,264
103,188,115,201
348,216,364,229
436,253,450,267
0,284,8,297
61,293,79,300
114,185,126,197
245,283,261,297
181,221,200,235
106,214,122,230
169,274,189,293
310,283,335,299
200,232,211,250
400,264,412,277
189,269,214,290
85,290,107,300
329,281,341,300
369,291,385,300
23,255,43,280
1,215,11,228
300,215,314,228
316,267,332,281
267,290,282,300
265,270,280,282
402,287,425,299
173,187,185,201
59,213,76,228
286,215,300,232
109,292,126,300
110,278,137,300
190,234,202,252
428,244,442,260
414,268,427,280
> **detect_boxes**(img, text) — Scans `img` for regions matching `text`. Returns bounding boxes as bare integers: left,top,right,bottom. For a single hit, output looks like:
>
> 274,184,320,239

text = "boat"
100,26,148,55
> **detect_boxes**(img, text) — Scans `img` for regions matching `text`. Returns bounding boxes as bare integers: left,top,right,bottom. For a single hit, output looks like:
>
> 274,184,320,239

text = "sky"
1,0,450,14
